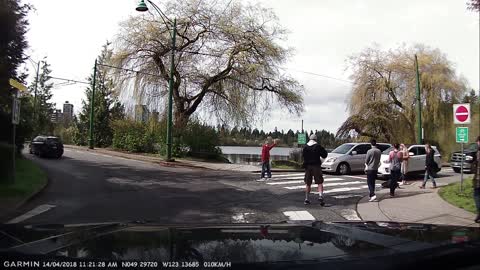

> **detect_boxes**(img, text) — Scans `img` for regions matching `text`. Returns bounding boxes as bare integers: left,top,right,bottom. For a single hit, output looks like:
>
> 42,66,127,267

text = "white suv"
377,145,442,177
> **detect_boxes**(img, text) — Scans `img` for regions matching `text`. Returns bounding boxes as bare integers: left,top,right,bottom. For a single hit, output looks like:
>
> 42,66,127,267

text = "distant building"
51,109,63,123
135,105,149,123
63,101,74,123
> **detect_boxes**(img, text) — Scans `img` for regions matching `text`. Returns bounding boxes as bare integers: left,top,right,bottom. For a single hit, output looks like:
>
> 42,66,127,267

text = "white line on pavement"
284,181,364,190
311,184,381,195
267,178,345,185
7,204,56,224
270,173,305,178
332,194,364,199
344,175,367,180
340,209,361,221
283,211,316,221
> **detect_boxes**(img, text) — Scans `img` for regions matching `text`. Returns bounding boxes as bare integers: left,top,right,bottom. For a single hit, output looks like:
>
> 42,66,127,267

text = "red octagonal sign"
455,105,469,122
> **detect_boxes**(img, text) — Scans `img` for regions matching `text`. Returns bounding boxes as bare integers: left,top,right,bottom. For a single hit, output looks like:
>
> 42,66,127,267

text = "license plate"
52,146,57,149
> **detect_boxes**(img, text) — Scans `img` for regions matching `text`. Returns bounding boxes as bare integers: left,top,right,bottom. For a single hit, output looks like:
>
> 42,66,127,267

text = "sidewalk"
64,145,260,172
357,182,479,227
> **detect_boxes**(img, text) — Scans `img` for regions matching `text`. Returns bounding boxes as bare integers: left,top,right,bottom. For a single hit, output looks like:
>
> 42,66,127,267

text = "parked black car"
450,143,478,173
29,136,64,158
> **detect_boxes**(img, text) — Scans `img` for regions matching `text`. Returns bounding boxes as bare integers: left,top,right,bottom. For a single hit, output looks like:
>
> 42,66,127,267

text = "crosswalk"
255,172,381,196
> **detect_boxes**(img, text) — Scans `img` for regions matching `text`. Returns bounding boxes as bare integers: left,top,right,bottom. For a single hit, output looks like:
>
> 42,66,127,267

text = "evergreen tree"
74,43,124,147
31,60,55,135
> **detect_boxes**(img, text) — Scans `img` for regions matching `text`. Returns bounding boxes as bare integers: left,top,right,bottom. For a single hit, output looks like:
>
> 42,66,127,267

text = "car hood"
1,221,479,266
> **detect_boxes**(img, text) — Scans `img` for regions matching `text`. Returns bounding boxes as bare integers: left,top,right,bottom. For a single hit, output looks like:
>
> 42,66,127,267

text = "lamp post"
136,0,176,162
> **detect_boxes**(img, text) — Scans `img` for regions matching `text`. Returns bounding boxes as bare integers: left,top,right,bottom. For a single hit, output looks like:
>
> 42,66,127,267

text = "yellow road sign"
9,79,27,91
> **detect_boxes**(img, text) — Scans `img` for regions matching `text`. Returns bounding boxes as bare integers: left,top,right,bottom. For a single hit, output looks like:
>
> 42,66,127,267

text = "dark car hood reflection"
0,221,479,263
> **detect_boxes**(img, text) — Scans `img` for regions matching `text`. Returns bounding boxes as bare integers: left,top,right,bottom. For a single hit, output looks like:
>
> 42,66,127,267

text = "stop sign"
453,104,471,124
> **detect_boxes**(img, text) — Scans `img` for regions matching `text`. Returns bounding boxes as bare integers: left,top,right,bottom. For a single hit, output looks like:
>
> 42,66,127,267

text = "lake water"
219,146,300,165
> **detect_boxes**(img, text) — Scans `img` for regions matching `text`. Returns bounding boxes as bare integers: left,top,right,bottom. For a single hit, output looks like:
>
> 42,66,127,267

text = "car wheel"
453,167,461,173
337,162,351,175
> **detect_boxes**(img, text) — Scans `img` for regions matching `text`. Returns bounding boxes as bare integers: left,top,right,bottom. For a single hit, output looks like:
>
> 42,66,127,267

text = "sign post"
297,133,306,145
9,79,26,184
453,104,471,193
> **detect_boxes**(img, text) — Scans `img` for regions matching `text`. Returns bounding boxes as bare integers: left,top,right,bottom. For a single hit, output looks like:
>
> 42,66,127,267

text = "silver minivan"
321,143,391,175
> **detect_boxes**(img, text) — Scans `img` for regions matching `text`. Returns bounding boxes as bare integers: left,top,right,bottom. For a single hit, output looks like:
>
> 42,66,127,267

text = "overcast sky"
24,0,479,134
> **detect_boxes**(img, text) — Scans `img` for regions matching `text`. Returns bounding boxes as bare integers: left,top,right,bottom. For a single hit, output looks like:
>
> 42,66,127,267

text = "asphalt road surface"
4,148,458,225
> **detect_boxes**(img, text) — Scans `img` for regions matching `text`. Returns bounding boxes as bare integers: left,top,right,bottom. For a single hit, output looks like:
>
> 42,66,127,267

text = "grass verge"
0,157,47,199
438,178,476,214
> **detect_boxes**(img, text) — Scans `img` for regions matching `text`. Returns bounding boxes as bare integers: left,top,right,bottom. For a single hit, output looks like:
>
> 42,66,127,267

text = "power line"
48,76,90,85
282,67,353,84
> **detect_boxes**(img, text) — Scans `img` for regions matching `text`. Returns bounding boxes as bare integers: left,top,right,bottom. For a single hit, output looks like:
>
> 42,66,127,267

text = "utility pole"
301,119,303,133
88,59,97,149
32,61,40,133
166,18,177,162
415,54,422,144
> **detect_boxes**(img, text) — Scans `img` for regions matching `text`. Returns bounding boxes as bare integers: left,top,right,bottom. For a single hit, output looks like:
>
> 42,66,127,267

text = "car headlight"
466,156,473,161
325,157,337,163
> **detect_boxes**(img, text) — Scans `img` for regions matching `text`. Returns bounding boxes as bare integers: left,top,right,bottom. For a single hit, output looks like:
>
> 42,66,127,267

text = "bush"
181,120,220,155
112,119,151,152
272,160,302,169
289,148,303,163
54,126,77,145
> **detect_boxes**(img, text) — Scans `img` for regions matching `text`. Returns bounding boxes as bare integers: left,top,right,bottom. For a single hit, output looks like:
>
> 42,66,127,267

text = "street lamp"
136,0,176,162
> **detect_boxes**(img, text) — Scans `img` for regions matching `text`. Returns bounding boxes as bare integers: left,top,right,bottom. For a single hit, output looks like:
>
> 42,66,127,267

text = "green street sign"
456,127,468,143
298,133,306,145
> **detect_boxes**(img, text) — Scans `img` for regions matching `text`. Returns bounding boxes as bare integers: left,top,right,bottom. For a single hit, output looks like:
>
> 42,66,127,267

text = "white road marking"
340,209,361,221
283,211,316,221
311,184,381,194
270,173,305,178
267,178,345,185
284,181,364,190
332,194,363,199
232,213,254,223
7,204,56,224
344,175,367,180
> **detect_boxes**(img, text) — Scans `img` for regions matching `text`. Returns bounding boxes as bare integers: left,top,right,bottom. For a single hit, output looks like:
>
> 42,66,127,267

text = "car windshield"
382,146,394,154
467,143,478,151
331,144,355,154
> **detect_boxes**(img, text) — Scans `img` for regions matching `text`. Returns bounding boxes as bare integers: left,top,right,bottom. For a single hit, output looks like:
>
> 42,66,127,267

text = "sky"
23,0,479,134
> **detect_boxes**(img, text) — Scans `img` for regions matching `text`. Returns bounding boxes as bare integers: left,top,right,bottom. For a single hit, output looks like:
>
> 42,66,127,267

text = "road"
4,148,459,225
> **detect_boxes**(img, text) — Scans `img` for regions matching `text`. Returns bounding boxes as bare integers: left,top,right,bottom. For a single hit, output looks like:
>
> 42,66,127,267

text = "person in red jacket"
260,137,277,180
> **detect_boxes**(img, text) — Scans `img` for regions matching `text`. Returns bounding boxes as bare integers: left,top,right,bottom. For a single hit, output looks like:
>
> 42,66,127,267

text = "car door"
409,146,426,172
350,144,371,172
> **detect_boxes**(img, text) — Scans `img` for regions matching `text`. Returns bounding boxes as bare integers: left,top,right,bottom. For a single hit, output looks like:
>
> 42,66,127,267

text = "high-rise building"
63,101,74,123
51,109,63,123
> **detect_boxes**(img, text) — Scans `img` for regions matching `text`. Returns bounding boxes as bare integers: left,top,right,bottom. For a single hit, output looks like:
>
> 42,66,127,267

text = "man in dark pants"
473,136,480,223
365,139,381,202
388,143,403,196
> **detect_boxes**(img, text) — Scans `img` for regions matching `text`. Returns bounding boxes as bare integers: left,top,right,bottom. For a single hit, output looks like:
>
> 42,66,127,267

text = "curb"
64,145,213,171
12,176,50,210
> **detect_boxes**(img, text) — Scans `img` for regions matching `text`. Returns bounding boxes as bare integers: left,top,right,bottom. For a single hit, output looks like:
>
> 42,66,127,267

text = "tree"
467,0,480,11
75,43,124,147
337,44,467,144
31,60,55,135
462,89,478,104
111,0,304,129
0,0,31,142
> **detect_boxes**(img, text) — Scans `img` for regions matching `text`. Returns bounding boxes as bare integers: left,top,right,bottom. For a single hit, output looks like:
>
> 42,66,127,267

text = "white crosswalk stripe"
254,172,382,196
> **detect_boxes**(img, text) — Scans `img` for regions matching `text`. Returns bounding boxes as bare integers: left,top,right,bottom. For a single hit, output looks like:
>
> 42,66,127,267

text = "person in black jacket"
302,134,328,205
420,143,437,189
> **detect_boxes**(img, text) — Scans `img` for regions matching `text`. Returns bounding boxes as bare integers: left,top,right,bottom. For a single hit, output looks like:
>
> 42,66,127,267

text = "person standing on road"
388,143,403,197
260,137,277,180
420,143,437,189
365,139,382,202
302,134,328,206
472,136,480,223
400,144,409,186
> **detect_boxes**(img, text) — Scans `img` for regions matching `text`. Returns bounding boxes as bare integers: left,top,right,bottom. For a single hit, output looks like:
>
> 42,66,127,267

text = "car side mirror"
409,152,414,156
351,151,358,155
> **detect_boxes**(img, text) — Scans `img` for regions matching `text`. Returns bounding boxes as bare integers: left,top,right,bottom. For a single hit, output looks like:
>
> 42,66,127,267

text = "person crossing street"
302,134,328,205
259,137,278,180
388,143,403,197
365,139,382,202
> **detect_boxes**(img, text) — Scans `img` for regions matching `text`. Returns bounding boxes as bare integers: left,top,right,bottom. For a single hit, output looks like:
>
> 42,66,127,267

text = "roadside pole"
460,142,464,192
8,79,26,184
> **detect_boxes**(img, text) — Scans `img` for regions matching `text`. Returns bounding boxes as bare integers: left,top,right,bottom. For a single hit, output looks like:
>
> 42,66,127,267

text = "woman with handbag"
420,143,437,189
400,144,409,186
